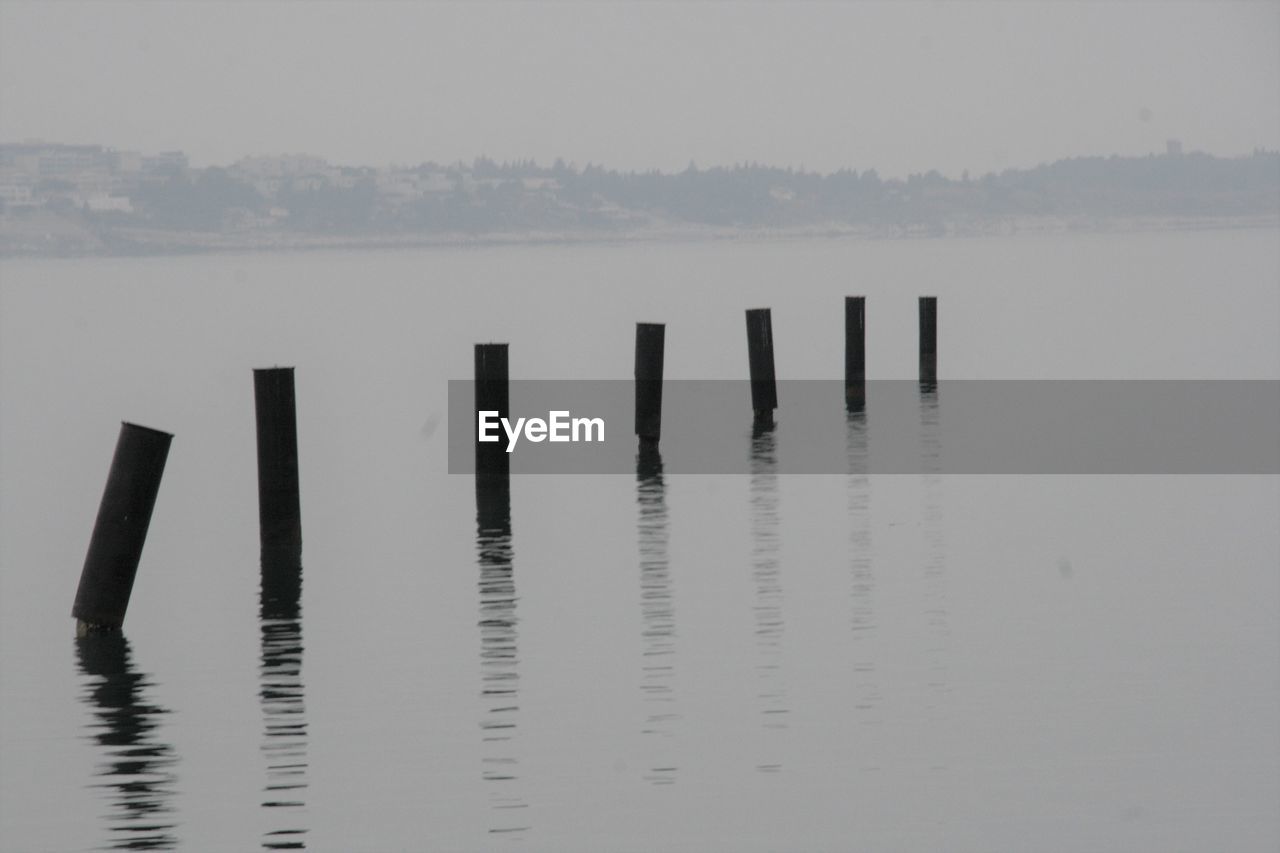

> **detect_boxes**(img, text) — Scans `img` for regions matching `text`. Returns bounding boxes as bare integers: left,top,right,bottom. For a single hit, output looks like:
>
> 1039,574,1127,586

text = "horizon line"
4,137,1277,182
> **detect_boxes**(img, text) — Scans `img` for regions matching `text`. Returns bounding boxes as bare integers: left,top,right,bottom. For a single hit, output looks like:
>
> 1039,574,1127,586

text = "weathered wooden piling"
745,308,777,428
919,296,937,384
254,368,301,551
475,472,512,540
72,422,173,634
635,322,665,446
475,343,510,478
845,296,866,412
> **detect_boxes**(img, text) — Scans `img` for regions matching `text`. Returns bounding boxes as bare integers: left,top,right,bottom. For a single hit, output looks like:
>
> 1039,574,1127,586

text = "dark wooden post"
72,422,173,634
845,296,866,412
635,322,665,446
254,368,301,552
475,343,510,479
919,296,937,385
745,308,777,428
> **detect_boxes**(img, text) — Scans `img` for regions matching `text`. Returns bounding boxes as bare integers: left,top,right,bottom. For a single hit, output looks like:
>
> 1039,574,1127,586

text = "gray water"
1,229,1278,852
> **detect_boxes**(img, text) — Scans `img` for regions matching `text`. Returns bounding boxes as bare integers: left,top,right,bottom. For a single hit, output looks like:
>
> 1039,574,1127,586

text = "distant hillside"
2,143,1276,256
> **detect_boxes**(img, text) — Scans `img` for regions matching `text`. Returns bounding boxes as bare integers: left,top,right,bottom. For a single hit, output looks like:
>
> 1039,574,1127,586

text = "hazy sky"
1,1,1277,178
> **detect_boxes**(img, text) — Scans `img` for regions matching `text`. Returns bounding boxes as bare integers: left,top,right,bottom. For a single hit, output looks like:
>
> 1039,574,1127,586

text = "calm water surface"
2,230,1278,851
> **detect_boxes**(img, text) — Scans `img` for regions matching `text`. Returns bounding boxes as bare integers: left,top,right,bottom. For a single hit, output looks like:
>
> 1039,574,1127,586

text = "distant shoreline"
2,213,1276,260
5,143,1276,259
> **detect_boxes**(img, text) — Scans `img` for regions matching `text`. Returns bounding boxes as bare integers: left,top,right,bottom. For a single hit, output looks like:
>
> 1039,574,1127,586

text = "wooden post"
475,343,510,479
475,473,512,542
254,368,301,552
919,296,937,385
72,422,173,633
845,296,866,412
745,308,777,428
635,322,665,446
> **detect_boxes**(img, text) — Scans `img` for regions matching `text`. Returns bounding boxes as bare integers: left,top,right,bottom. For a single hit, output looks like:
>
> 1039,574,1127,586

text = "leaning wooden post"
635,322,665,447
72,422,173,634
919,296,937,385
254,368,301,552
845,296,866,412
746,308,777,428
475,343,510,479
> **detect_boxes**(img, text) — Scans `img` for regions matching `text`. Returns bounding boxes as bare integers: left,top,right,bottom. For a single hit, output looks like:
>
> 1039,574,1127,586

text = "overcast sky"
1,1,1277,178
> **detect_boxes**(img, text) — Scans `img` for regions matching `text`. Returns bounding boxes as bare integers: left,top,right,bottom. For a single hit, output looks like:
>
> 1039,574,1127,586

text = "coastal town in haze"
2,139,1277,256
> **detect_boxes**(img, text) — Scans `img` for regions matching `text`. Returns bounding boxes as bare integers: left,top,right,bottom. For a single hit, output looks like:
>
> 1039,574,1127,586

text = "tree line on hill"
13,149,1280,236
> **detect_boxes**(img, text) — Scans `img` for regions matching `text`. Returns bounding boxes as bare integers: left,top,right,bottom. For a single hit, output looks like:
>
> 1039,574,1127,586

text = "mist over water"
3,1,1278,848
1,229,1277,851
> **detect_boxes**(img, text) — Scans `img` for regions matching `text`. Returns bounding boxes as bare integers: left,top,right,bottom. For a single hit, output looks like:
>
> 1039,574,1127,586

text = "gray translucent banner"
447,380,1279,474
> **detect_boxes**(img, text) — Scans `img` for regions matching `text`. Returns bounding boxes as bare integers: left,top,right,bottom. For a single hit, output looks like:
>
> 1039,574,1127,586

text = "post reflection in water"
636,443,679,785
259,535,309,850
475,475,530,836
749,424,787,774
74,632,179,851
846,411,881,726
919,383,950,725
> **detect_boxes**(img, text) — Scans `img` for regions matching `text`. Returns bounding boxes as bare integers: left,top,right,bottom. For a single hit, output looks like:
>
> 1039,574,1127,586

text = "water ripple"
847,410,881,726
749,426,787,771
637,444,679,785
476,477,530,835
259,536,309,849
75,633,179,851
920,385,951,720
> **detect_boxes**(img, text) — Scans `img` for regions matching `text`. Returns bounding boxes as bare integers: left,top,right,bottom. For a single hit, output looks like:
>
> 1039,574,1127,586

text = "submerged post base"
75,619,121,638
